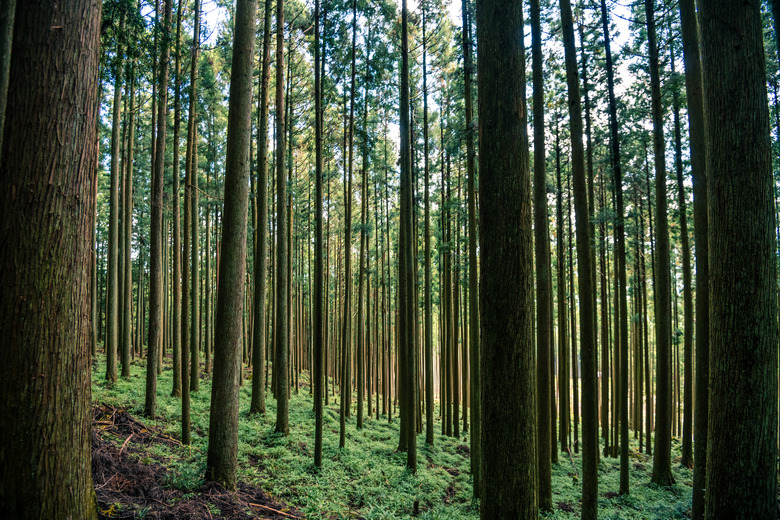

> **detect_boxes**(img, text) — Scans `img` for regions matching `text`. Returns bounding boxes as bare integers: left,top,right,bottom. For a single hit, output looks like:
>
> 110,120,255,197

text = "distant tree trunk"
313,0,324,467
205,0,255,489
0,1,100,517
671,49,693,468
274,0,289,435
188,0,201,391
251,0,272,416
422,1,434,448
678,0,707,513
599,0,630,492
107,6,126,383
170,0,183,398
476,0,536,514
0,0,15,156
145,0,172,418
462,0,480,494
700,1,778,517
555,118,569,454
646,0,674,487
531,0,551,509
122,62,136,379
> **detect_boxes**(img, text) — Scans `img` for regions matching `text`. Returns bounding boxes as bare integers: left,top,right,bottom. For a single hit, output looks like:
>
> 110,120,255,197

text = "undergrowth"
92,355,693,519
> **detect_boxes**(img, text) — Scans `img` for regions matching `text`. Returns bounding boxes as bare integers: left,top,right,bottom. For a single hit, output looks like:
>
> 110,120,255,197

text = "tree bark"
145,0,172,418
476,0,536,514
700,1,778,517
251,0,273,417
0,0,101,516
646,0,674,487
205,0,255,489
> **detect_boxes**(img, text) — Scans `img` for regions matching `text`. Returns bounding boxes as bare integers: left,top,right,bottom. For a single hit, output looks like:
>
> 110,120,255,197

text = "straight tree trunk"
678,0,708,513
399,0,417,472
600,0,630,492
531,0,551,507
700,1,778,517
274,0,289,435
122,61,136,380
462,0,480,494
145,0,172,418
476,0,536,514
107,8,126,383
559,0,598,513
313,0,324,466
205,0,255,489
671,53,693,468
0,0,101,516
0,0,15,156
251,0,273,416
170,0,183,398
647,0,674,487
423,2,434,447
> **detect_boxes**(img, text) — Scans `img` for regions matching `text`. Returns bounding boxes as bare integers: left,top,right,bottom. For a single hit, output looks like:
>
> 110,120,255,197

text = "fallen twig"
249,502,300,518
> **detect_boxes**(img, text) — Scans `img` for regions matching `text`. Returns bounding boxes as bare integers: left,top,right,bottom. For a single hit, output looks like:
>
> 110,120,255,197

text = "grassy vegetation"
92,355,693,519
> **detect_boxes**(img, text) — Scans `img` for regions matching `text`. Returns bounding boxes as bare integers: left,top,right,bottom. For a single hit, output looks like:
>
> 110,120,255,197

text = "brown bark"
0,0,101,516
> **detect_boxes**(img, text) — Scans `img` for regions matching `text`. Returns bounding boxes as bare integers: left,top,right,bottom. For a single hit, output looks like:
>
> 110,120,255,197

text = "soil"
92,404,302,520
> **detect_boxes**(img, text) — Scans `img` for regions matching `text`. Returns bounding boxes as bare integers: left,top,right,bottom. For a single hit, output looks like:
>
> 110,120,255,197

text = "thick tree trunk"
205,0,255,489
476,0,536,514
701,1,778,517
0,0,101,517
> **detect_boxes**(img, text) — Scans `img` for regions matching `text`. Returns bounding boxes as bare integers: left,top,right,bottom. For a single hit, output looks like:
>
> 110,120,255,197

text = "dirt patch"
92,404,301,520
557,501,575,512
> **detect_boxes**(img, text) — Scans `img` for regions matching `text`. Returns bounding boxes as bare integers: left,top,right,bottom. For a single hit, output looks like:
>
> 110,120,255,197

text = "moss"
92,356,693,519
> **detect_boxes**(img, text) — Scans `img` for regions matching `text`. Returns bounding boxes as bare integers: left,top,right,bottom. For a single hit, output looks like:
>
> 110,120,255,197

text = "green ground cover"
92,356,693,519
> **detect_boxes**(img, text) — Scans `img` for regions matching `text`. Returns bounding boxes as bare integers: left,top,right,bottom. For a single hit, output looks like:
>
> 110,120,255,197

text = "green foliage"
92,356,693,519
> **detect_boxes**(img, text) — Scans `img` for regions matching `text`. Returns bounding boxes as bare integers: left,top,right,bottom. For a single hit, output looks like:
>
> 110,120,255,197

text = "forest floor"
91,355,694,519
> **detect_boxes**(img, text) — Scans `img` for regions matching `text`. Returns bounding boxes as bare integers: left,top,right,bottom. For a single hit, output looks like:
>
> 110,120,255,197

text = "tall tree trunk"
107,7,126,383
170,0,183,398
145,0,172,418
646,0,674,487
701,1,778,517
399,0,417,472
671,49,693,468
559,0,598,513
274,0,289,435
476,0,536,514
205,0,255,489
423,2,434,447
678,0,708,513
251,0,273,416
0,0,101,515
313,0,324,466
188,6,201,391
600,0,630,492
462,0,480,494
531,0,551,507
122,60,136,379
